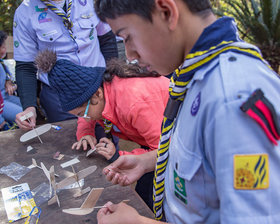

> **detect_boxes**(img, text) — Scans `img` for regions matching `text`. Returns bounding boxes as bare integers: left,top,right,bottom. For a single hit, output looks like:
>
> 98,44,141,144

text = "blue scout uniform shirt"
0,62,12,99
13,0,110,80
0,64,7,101
164,51,280,223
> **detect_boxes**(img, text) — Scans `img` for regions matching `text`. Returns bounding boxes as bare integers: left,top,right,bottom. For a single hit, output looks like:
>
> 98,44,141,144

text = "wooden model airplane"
40,162,61,207
19,111,34,122
41,162,97,207
32,158,59,177
20,124,52,143
62,188,104,215
86,147,96,157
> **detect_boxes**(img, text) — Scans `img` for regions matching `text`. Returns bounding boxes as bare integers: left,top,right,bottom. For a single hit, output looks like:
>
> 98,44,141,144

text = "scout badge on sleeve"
234,154,269,190
240,89,280,145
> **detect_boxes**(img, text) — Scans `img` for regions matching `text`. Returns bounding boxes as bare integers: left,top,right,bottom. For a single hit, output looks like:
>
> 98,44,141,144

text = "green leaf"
273,8,280,45
261,0,273,30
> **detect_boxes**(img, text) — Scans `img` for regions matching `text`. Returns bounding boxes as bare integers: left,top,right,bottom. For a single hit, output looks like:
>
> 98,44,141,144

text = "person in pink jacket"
35,51,169,210
74,75,168,159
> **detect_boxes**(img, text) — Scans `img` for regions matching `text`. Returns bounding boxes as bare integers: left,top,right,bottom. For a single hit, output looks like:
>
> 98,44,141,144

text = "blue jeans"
40,83,76,122
135,171,154,211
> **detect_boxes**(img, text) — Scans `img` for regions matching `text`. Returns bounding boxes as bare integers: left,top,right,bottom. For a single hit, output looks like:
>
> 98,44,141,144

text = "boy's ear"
90,87,104,105
155,0,179,30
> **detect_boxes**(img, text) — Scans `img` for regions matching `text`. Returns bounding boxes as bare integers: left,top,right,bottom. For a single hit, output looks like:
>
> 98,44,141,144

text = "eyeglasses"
76,100,91,119
83,100,91,119
83,100,90,118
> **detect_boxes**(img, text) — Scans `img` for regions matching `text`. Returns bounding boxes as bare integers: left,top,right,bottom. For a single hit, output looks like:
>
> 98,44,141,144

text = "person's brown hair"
104,58,160,82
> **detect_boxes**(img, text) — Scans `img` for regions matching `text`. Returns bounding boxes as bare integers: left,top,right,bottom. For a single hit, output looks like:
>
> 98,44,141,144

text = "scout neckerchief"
41,0,74,40
153,16,272,220
0,59,12,81
103,119,113,134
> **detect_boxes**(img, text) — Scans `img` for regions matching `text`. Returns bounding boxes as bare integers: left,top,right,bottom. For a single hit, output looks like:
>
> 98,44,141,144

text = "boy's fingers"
106,202,117,213
29,116,36,127
111,172,121,185
89,142,96,149
99,137,110,144
71,142,77,150
15,119,31,130
82,140,88,150
99,137,108,142
103,168,117,181
119,176,129,186
103,158,123,175
76,141,82,150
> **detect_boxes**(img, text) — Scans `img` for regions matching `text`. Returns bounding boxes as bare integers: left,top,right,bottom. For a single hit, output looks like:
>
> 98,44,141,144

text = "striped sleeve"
0,92,3,114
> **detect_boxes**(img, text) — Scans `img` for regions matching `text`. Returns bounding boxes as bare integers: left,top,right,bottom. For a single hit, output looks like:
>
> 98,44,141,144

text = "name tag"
43,30,58,37
80,13,93,19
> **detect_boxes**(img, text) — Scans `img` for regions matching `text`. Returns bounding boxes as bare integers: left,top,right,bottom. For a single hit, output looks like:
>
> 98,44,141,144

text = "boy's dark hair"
95,0,212,22
0,31,8,47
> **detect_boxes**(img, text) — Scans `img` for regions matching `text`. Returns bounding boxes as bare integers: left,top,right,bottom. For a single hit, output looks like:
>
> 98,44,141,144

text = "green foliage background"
0,0,22,34
0,0,279,73
210,0,280,73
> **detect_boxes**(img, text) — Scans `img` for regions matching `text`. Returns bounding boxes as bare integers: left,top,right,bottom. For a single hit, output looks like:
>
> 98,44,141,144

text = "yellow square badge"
234,154,269,190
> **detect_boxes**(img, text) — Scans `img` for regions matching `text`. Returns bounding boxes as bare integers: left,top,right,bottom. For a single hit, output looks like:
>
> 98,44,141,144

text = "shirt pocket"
77,15,99,41
171,140,206,210
174,149,202,181
36,29,64,50
77,14,98,29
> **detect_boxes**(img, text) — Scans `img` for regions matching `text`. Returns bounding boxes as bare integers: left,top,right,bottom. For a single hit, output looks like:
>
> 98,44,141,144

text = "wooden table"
0,119,154,223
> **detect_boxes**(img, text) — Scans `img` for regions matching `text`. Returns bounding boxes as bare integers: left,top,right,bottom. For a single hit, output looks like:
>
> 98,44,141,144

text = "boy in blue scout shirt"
13,0,118,132
94,0,280,223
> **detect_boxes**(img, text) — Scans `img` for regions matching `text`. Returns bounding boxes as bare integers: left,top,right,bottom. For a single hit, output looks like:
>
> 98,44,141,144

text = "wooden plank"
0,120,154,224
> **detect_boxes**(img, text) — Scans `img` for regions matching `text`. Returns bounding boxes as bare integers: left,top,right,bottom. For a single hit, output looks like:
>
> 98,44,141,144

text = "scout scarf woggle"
153,16,271,220
103,119,113,134
41,0,74,40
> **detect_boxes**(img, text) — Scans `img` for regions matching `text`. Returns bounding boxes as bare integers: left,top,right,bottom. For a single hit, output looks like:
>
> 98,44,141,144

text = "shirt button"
74,36,77,39
229,56,237,62
78,50,80,53
50,38,53,41
91,24,93,27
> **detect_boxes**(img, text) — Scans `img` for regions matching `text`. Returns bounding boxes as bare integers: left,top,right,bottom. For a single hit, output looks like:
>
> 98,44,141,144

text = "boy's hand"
15,107,36,130
97,201,142,224
96,137,116,160
5,80,15,95
72,135,97,151
103,155,146,186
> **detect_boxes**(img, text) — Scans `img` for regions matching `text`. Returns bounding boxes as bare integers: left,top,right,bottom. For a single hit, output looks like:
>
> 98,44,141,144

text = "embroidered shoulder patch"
234,154,269,190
